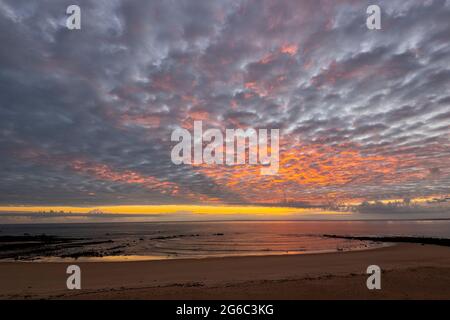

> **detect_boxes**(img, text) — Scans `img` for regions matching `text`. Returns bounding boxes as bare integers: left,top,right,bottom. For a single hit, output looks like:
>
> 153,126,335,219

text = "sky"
0,0,449,208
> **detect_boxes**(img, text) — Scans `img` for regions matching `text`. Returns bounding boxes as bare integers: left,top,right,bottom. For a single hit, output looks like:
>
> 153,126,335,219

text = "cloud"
0,0,449,206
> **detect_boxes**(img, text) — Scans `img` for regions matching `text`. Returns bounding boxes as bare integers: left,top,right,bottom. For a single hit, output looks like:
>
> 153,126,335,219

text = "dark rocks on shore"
0,234,119,261
323,234,450,247
150,233,200,240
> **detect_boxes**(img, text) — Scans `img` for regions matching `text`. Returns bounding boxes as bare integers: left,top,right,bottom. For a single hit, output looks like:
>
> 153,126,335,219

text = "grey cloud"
0,0,449,205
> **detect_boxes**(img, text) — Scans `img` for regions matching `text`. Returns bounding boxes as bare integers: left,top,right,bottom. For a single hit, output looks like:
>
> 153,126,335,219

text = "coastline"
0,241,392,263
1,243,450,299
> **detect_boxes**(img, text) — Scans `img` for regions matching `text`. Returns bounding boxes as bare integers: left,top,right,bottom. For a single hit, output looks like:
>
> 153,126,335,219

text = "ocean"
1,220,449,262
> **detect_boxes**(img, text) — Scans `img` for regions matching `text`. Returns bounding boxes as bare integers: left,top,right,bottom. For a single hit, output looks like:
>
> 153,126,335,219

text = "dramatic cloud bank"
0,0,449,206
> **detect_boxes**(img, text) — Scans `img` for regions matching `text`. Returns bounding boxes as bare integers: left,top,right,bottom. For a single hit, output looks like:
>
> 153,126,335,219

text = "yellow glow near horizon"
0,205,344,216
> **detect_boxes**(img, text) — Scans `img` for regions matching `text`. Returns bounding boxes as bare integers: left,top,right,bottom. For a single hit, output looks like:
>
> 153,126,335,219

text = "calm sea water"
1,220,449,261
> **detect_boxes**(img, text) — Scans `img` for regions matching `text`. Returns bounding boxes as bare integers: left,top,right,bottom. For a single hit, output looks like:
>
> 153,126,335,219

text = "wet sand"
1,244,450,299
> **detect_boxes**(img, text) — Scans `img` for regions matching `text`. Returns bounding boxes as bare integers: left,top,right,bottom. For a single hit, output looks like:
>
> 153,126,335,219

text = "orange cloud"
70,160,180,195
280,44,298,56
191,140,428,204
69,159,221,203
119,114,161,128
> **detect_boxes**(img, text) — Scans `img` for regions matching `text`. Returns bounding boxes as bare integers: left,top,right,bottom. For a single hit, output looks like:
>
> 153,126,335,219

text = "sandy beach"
0,243,449,300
